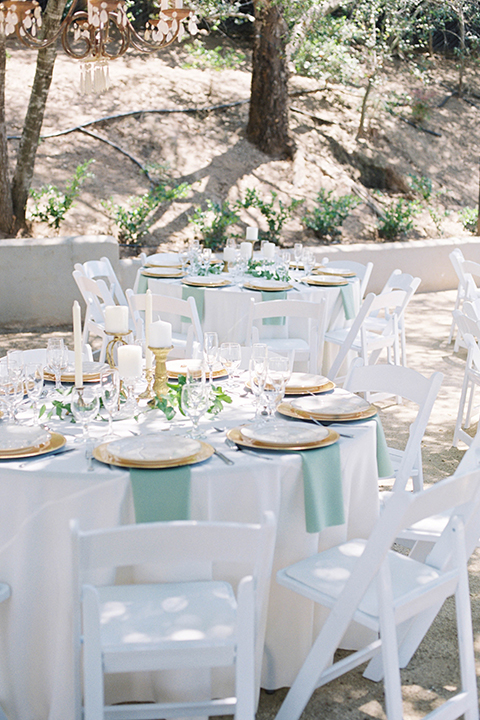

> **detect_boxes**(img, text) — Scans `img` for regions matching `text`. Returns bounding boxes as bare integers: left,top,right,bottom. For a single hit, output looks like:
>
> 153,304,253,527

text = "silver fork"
224,437,274,460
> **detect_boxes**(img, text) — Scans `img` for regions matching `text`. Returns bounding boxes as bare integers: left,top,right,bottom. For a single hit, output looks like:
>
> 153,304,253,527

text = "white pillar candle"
72,300,83,388
117,345,142,379
149,320,172,348
240,241,253,260
264,242,276,260
145,290,153,371
223,247,236,263
245,226,258,242
104,305,129,334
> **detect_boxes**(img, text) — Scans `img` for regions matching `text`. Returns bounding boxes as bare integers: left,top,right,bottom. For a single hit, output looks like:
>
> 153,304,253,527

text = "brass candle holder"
149,345,173,400
105,330,129,369
139,366,155,400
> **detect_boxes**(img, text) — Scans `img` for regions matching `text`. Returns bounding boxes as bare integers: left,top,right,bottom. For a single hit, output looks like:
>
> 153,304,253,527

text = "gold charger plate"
243,281,293,292
227,426,339,451
166,360,227,379
44,370,102,383
304,275,349,287
244,378,335,395
93,441,214,469
182,278,231,288
313,267,356,278
141,269,184,278
0,432,66,460
277,401,377,423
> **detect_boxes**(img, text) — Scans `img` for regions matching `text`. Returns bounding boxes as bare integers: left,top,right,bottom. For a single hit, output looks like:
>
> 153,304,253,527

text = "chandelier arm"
126,8,191,53
11,0,81,51
60,10,130,61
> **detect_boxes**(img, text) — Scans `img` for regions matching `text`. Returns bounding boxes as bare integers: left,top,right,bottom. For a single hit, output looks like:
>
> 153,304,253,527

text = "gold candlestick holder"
105,330,129,369
149,346,173,400
139,366,155,400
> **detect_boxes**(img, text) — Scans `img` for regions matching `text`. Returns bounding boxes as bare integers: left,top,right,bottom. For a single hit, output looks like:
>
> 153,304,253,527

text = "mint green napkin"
182,285,205,323
261,290,287,326
372,415,394,478
300,442,345,533
340,283,355,320
137,274,149,294
130,467,191,523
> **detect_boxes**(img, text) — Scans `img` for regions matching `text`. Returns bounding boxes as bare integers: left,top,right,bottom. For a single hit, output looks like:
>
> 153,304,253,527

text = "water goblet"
71,386,100,444
100,368,120,439
249,356,268,424
302,250,315,278
294,242,303,271
24,362,44,426
47,338,68,392
263,355,289,418
0,365,23,424
203,331,218,386
218,342,241,389
6,350,24,381
181,380,210,439
202,248,212,274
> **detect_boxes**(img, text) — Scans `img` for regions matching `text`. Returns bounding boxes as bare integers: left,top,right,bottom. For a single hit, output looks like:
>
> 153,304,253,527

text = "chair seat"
97,580,238,673
263,337,310,361
280,539,445,630
325,327,396,351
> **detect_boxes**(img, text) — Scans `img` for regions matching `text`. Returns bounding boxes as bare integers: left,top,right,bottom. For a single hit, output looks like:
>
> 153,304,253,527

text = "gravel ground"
0,288,478,720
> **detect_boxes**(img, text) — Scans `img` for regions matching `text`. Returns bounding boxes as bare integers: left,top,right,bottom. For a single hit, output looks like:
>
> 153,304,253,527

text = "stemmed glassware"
47,338,68,392
6,350,24,381
0,363,23,424
24,362,44,426
218,342,241,389
249,355,268,424
100,368,120,439
263,356,290,418
294,242,303,271
71,386,99,443
181,371,210,438
203,331,218,387
302,250,315,278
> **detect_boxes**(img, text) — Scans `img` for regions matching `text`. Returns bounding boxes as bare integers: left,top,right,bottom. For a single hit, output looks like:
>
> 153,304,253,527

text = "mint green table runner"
300,442,345,534
181,285,205,323
261,290,287,326
340,283,355,320
372,415,394,478
137,274,149,294
130,467,191,523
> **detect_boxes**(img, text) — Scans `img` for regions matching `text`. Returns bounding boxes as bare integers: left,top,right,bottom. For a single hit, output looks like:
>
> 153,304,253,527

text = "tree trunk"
11,0,67,233
0,37,13,236
247,0,295,159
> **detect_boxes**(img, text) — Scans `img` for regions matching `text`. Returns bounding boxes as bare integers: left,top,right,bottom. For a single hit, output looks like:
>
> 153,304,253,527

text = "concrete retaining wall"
1,234,479,330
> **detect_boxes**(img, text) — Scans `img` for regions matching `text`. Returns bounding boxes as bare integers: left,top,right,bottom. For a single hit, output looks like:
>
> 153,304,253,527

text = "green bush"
190,200,239,250
29,160,94,229
303,190,359,240
408,174,432,201
460,206,479,234
377,198,420,240
103,177,190,245
183,39,246,71
237,188,303,244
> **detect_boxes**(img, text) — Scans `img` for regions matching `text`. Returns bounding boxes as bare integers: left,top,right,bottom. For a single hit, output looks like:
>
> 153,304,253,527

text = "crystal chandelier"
0,0,198,92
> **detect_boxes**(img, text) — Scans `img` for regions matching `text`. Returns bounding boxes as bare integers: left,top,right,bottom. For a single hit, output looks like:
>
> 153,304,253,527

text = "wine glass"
47,338,68,392
181,380,210,438
294,242,303,271
302,250,315,278
249,356,267,424
203,331,218,386
218,342,241,389
100,368,120,439
0,364,23,424
201,248,212,274
71,386,99,443
25,362,44,426
6,350,24,381
263,356,290,417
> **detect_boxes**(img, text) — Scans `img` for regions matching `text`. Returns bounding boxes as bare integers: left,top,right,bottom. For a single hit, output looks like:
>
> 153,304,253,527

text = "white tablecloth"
0,393,379,720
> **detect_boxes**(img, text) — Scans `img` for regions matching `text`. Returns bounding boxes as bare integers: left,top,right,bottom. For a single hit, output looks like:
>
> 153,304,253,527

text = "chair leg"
464,381,476,430
453,374,472,447
82,586,105,720
377,564,404,720
235,577,255,720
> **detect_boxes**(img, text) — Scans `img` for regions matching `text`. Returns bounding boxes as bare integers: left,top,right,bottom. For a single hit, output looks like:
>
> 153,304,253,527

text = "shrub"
29,160,94,229
190,200,239,250
377,198,420,240
303,190,359,240
460,206,479,234
237,188,303,244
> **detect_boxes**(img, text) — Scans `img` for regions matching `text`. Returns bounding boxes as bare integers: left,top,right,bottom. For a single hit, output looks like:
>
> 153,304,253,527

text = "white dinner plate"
241,422,328,446
243,279,292,291
291,389,372,416
0,425,50,452
107,435,201,463
144,253,181,267
141,267,183,277
286,372,331,391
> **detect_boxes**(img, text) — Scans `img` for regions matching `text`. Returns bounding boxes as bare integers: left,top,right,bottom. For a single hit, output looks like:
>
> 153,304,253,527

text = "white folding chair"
74,257,128,308
325,290,407,383
344,358,444,492
71,513,276,720
72,271,118,363
449,251,480,351
371,270,421,365
452,315,480,447
321,257,373,299
245,297,326,374
275,470,480,720
126,288,203,358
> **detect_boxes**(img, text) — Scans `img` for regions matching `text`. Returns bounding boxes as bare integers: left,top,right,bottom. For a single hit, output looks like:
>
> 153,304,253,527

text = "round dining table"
135,268,361,375
0,381,381,720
